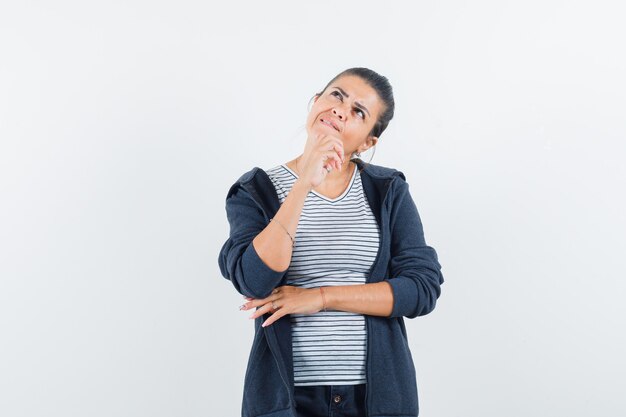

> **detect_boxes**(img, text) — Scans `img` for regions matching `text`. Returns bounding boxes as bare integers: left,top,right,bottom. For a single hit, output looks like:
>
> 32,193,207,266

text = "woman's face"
306,75,385,157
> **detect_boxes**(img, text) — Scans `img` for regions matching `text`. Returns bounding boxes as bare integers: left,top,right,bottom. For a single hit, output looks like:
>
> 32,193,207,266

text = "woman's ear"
360,136,378,152
355,136,378,155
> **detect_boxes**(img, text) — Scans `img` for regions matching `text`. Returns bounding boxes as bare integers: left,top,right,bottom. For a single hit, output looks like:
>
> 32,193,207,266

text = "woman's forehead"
328,75,383,112
330,75,377,98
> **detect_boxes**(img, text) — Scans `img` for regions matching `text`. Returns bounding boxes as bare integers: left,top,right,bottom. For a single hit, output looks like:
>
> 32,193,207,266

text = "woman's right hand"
296,133,345,189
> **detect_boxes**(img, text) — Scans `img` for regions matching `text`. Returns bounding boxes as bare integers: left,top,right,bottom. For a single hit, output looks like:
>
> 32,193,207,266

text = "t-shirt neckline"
280,162,358,203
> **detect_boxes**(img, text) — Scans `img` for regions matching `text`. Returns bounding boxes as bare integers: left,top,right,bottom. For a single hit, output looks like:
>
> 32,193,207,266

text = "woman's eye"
355,109,365,119
331,91,343,100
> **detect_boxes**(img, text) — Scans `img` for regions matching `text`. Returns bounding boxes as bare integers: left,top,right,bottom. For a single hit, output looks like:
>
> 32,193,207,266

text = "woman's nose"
332,107,345,120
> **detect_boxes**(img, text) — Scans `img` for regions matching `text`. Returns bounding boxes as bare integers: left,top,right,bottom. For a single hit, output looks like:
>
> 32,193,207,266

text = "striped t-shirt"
265,162,380,386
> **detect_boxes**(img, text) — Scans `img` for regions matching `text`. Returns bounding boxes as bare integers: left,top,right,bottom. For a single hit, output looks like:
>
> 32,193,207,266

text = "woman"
218,67,444,417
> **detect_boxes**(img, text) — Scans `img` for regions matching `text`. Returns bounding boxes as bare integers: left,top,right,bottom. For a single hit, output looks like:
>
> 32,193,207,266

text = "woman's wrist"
319,287,327,311
293,178,313,193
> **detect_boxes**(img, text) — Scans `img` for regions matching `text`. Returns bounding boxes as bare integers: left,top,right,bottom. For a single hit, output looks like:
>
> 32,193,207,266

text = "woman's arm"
385,179,444,318
244,282,394,327
218,175,313,300
252,179,311,272
323,282,394,317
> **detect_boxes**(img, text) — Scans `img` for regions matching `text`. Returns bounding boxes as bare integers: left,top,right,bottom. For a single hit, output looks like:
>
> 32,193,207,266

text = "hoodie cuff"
241,241,287,298
386,277,418,318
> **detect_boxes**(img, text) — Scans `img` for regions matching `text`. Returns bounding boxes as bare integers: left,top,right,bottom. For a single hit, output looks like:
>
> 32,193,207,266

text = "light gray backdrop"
1,1,624,416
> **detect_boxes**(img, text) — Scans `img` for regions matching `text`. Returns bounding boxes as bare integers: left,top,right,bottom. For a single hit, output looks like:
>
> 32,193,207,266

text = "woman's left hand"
240,285,325,327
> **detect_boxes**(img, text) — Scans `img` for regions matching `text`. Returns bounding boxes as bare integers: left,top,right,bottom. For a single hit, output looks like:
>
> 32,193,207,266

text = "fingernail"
261,322,267,327
239,304,246,310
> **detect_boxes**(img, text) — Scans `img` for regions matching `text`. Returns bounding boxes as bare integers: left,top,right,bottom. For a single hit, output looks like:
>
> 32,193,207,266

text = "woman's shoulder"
264,163,288,178
232,166,263,185
225,164,287,199
233,163,284,180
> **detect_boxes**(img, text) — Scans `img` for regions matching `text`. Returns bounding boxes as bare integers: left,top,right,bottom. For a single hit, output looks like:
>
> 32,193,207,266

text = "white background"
1,1,625,416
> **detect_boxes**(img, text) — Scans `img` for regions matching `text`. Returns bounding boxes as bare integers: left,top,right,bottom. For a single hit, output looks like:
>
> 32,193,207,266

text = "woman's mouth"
319,118,340,132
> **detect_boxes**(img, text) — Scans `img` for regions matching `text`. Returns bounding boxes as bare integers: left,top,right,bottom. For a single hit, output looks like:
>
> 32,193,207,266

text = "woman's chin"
307,126,325,139
309,125,340,139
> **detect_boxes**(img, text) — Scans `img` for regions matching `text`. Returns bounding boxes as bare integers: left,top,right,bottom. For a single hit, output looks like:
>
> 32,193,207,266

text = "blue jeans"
294,384,367,417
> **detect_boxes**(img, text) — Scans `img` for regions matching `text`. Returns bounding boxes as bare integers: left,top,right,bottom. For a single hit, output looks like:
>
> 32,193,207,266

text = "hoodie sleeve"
385,177,444,319
217,183,288,299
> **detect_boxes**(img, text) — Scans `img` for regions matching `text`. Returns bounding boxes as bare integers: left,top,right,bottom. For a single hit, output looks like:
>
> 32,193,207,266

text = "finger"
319,139,344,164
321,150,342,170
321,149,342,162
246,295,274,310
314,133,327,142
249,303,273,320
319,135,344,152
240,299,260,310
262,310,286,327
245,299,261,308
331,144,345,163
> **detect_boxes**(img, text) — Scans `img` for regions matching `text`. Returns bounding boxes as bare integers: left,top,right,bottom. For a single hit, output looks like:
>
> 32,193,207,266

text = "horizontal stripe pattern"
266,163,380,386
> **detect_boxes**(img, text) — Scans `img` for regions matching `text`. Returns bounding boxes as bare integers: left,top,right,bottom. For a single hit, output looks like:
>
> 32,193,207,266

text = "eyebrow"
332,86,371,118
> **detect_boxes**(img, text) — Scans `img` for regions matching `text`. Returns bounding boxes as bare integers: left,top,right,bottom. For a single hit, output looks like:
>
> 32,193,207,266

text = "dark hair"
309,67,395,168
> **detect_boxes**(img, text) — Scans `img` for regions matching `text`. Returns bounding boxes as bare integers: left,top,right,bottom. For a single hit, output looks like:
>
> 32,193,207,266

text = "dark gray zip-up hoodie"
218,158,444,417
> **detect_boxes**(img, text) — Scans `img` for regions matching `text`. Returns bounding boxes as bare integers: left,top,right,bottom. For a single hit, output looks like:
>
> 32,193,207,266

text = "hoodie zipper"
365,318,371,416
365,206,384,417
265,323,295,409
364,176,394,417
